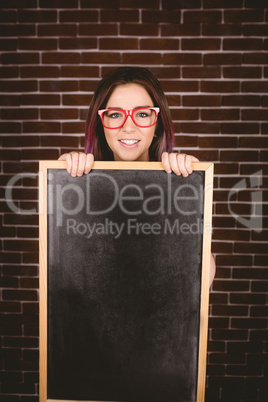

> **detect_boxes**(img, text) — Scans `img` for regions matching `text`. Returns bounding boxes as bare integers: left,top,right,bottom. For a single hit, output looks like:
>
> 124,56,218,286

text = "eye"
137,112,149,118
107,111,122,119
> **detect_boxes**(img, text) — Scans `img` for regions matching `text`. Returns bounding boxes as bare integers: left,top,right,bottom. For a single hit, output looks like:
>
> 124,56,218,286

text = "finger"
169,153,181,176
186,155,199,174
185,155,193,174
84,153,94,174
77,152,87,177
58,153,67,161
70,152,79,177
161,152,172,173
177,153,189,177
65,153,73,174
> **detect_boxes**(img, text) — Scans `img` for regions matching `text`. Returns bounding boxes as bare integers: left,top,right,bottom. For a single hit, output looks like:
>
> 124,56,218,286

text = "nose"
122,115,136,131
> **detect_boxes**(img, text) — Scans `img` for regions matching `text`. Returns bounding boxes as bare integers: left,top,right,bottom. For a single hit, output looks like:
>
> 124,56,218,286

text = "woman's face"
103,83,156,162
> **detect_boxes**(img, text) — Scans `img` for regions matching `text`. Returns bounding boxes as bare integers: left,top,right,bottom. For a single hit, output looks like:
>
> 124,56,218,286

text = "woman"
59,66,215,284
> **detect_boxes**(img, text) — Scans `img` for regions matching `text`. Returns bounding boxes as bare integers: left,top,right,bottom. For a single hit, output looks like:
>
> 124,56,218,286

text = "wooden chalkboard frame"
39,160,214,402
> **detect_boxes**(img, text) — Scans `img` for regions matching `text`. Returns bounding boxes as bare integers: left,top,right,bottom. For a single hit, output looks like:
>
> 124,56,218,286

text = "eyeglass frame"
98,107,160,129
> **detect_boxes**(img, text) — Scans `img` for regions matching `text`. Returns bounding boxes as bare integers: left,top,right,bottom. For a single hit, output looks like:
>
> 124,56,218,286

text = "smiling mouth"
119,139,140,146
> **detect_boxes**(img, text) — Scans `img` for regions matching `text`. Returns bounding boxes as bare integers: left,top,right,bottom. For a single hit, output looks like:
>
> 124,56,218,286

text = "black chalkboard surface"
39,161,213,402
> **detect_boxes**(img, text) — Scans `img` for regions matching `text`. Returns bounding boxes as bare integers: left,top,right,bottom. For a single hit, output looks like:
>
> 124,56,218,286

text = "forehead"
106,83,153,108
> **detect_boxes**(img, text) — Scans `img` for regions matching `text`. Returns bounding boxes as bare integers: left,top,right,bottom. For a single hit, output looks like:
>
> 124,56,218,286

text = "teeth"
120,139,139,145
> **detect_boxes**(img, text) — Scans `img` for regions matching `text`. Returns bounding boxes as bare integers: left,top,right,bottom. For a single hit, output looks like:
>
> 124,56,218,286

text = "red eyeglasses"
98,107,160,129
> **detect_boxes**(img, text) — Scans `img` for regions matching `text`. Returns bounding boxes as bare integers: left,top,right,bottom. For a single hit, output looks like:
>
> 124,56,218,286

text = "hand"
58,152,94,177
161,152,199,177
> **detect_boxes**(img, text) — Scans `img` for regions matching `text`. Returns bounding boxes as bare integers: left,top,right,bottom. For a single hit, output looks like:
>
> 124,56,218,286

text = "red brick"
149,67,180,79
160,80,199,93
216,255,253,266
212,329,248,340
204,0,242,6
39,0,77,7
0,66,19,78
0,24,35,37
161,24,200,36
227,341,263,354
21,66,59,78
221,150,258,161
201,80,240,93
223,95,260,107
202,23,242,36
41,136,79,148
40,80,78,92
201,109,240,121
184,11,221,23
244,52,268,64
233,266,268,279
252,281,268,292
183,95,221,107
163,53,201,65
204,53,242,65
21,94,60,105
18,38,57,50
82,52,120,64
21,149,59,160
224,38,262,51
23,121,60,133
200,136,238,148
101,10,139,22
242,109,268,121
0,39,17,50
122,53,162,65
38,24,77,36
79,80,100,92
2,290,37,301
142,10,181,23
42,52,80,64
214,163,239,174
221,122,259,134
1,108,38,120
79,23,117,36
0,95,20,106
62,95,91,107
60,10,98,22
140,39,179,51
40,108,78,120
224,66,261,79
99,38,138,50
81,0,120,6
18,10,57,22
174,135,198,148
182,38,220,51
0,10,17,23
121,23,158,36
243,81,268,93
2,135,39,148
60,37,97,50
239,136,268,148
230,293,266,305
171,109,199,121
244,24,268,36
162,0,200,8
62,122,85,134
0,80,38,92
224,9,264,23
245,0,268,6
183,67,220,78
210,353,245,364
1,52,40,64
181,122,219,134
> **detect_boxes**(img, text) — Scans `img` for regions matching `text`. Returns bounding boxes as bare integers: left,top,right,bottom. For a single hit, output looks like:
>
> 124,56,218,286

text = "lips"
119,139,140,148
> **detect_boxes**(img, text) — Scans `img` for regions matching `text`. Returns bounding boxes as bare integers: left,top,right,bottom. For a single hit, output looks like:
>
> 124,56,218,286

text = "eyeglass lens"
102,109,157,128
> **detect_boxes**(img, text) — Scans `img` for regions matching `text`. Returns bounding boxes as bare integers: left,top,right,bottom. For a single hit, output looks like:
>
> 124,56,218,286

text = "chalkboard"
39,161,213,402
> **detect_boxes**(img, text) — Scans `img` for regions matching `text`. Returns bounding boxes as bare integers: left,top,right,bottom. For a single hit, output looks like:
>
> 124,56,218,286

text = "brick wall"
0,1,267,401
